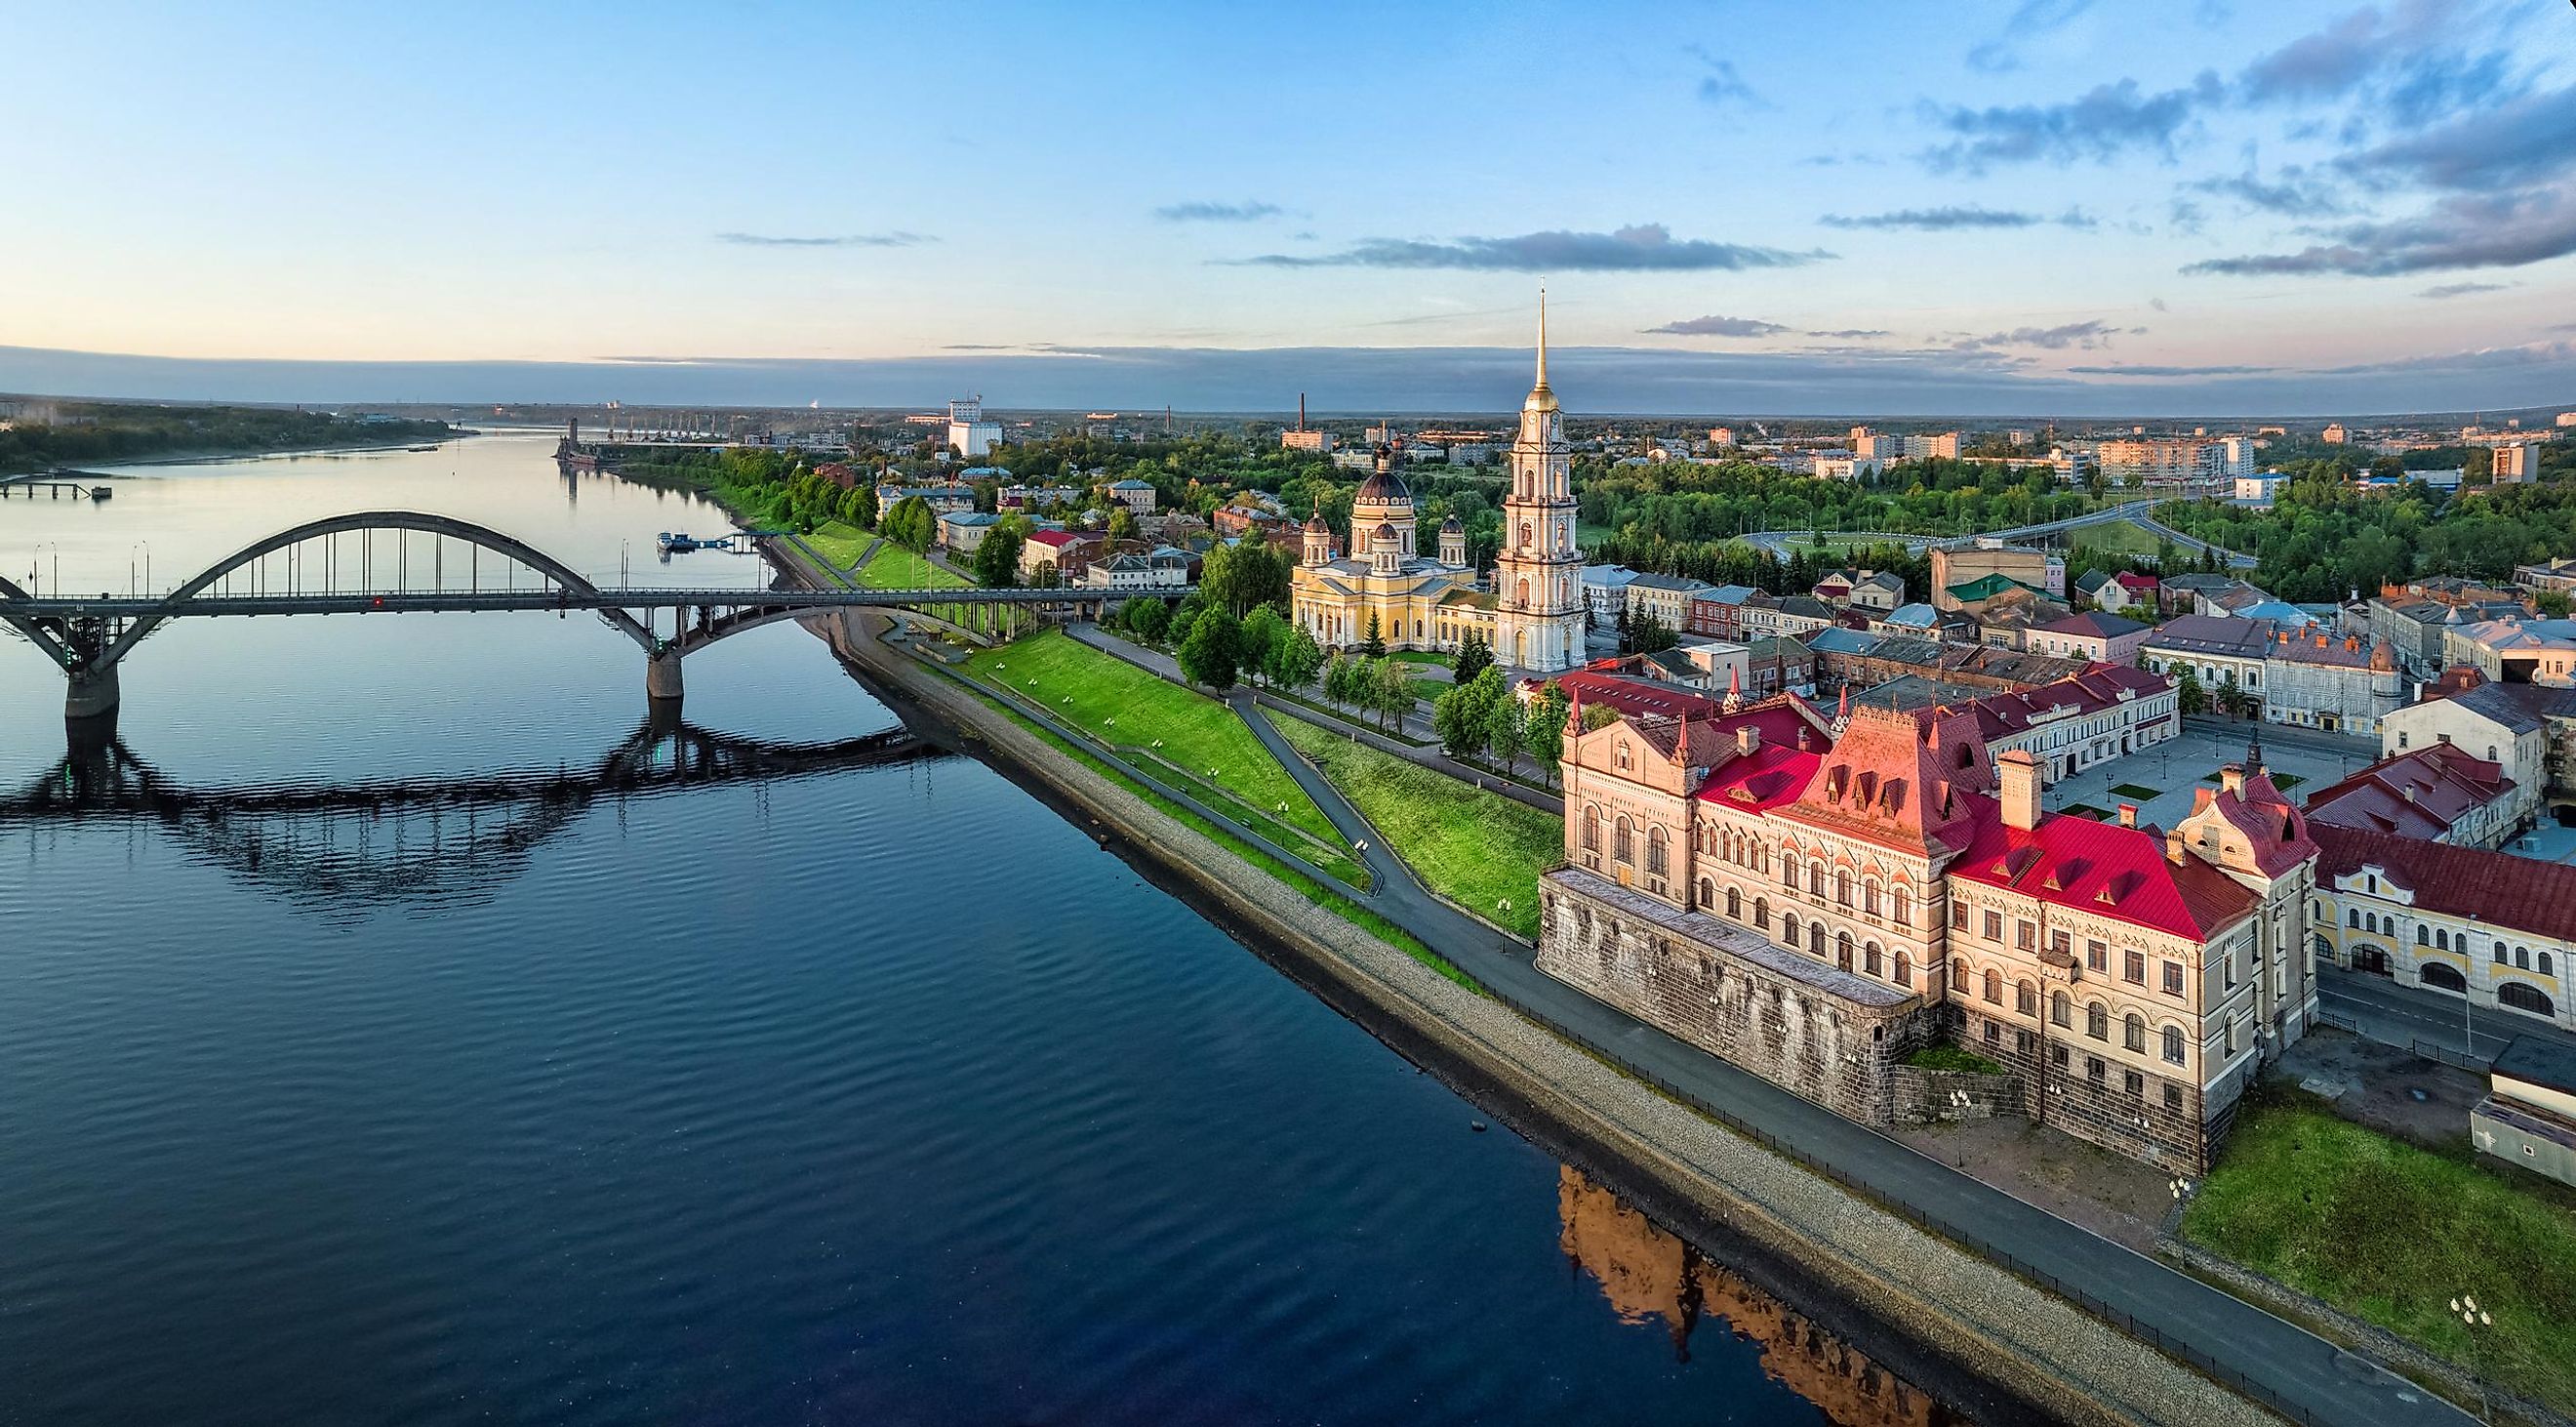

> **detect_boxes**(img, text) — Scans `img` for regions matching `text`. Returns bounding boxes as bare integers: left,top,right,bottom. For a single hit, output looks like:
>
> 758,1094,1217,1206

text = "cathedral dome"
1439,512,1463,531
1372,520,1399,543
1354,463,1412,509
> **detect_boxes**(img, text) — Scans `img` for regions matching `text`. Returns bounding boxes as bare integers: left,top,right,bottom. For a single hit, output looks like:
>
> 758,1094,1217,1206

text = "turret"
1302,500,1334,566
1370,521,1402,577
1438,512,1467,569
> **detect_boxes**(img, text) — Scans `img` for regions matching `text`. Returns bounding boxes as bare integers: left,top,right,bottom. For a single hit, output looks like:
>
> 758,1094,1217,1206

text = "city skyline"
5,0,2574,415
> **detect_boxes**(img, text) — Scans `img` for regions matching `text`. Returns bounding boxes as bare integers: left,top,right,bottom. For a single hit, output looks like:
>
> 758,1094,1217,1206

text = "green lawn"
1407,677,1448,704
2070,518,2166,557
856,544,969,591
964,629,1342,846
804,520,871,569
2109,782,2162,800
1389,650,1451,667
2182,1095,2576,1414
1269,713,1559,939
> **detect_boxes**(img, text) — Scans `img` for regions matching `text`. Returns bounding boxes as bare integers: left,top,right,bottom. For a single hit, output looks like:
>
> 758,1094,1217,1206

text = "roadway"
2318,965,2576,1064
1739,500,2257,570
1,583,1153,620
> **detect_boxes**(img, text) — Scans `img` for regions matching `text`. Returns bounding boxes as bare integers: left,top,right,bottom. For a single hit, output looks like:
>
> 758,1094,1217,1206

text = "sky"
4,0,2576,417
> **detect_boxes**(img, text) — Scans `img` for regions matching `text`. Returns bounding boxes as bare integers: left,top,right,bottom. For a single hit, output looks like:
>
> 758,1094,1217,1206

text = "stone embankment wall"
1889,1067,2023,1124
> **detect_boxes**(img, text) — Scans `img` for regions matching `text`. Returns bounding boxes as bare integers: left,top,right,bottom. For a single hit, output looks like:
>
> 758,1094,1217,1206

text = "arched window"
1782,856,1797,888
2543,952,2556,976
1984,969,2003,1003
1614,817,1632,864
1647,827,1669,876
2436,928,2451,951
2495,941,2510,965
1892,885,1912,926
2162,1025,2186,1064
2501,982,2556,1018
2051,991,2072,1028
2517,945,2532,970
1836,931,1854,970
1809,923,1825,957
1864,880,1881,917
1836,871,1853,907
1952,958,1969,994
1781,914,1799,946
2347,909,2360,928
2016,980,2036,1016
2416,926,2429,946
1700,877,1715,909
1583,808,1600,852
1896,951,1913,987
1753,897,1769,930
2124,1013,2146,1052
1810,861,1827,895
2086,1002,2109,1040
1724,886,1740,919
2423,962,2468,993
1865,942,1883,977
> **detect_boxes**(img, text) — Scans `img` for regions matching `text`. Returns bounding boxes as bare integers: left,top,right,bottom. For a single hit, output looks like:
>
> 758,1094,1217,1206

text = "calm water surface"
0,435,1968,1424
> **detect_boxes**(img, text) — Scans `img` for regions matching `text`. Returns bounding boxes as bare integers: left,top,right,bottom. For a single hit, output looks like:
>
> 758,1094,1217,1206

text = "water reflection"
6,716,940,916
1558,1165,1967,1427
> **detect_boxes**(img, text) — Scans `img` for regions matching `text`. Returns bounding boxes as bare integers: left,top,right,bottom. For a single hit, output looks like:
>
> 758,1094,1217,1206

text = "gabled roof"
1806,628,1883,655
2143,614,2278,658
2037,612,2149,639
2304,745,2514,840
2073,569,2114,595
1950,800,2258,940
1946,572,2042,602
2314,824,2576,945
1777,703,1992,855
1879,602,1940,627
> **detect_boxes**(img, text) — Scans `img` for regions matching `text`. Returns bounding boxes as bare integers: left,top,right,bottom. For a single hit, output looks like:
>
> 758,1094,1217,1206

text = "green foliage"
2184,1094,2576,1414
1903,1043,2005,1075
1524,681,1570,786
1176,606,1243,691
1122,596,1171,643
1200,534,1293,617
1360,611,1387,658
1237,605,1289,686
0,401,453,474
879,495,937,552
1269,623,1323,692
972,520,1025,588
1452,630,1493,684
1626,610,1679,655
2176,669,2206,715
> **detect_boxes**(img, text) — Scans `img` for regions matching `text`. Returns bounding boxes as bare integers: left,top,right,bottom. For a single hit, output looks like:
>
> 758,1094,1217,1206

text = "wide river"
0,433,1972,1425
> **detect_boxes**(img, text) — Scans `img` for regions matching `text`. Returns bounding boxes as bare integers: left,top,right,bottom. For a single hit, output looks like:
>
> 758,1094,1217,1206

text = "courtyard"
2041,720,2377,831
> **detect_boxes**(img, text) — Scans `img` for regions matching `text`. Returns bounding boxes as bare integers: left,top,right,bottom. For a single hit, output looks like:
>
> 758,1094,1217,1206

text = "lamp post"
2452,1295,2493,1424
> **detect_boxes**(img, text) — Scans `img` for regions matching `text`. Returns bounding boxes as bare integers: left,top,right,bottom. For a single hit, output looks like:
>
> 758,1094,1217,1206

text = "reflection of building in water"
1556,1165,1960,1427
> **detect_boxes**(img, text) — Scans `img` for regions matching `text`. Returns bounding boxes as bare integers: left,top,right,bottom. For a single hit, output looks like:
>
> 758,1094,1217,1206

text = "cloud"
1152,200,1283,224
1644,315,1791,338
2236,4,2516,126
2341,82,2576,191
716,231,932,248
2187,165,2353,216
1820,205,2095,231
2066,363,2279,377
2417,281,2510,300
1684,47,1766,109
1964,0,2097,73
1808,328,1892,339
1956,320,2126,350
2184,186,2576,276
1916,75,2217,173
1227,224,1831,272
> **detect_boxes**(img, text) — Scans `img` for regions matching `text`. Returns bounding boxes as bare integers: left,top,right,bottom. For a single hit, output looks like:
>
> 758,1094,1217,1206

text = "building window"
1753,898,1769,930
1984,970,2003,1004
1836,871,1852,907
1810,923,1825,957
2051,1044,2070,1068
2124,1069,2145,1096
1984,1021,2001,1045
2086,939,2109,973
1781,915,1799,947
1647,827,1668,877
2164,1082,2185,1112
2017,919,2036,952
2347,908,2359,928
1893,886,1912,926
2161,960,2185,997
2545,952,2556,976
2016,980,2036,1016
1811,862,1827,895
2051,990,2072,1028
2124,949,2146,985
2495,941,2510,965
1864,880,1881,917
1614,817,1632,864
1952,957,1969,991
1952,901,1968,930
2086,1056,2106,1083
1865,943,1883,977
1835,932,1854,969
1896,951,1912,988
2086,1002,2109,1040
2124,1013,2146,1052
1723,886,1739,918
1984,910,2002,942
1582,809,1599,852
2162,1025,2186,1064
2051,929,2073,960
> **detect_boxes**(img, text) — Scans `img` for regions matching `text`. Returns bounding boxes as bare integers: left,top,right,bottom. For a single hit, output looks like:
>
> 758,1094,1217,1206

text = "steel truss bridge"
0,510,1177,720
9,717,940,910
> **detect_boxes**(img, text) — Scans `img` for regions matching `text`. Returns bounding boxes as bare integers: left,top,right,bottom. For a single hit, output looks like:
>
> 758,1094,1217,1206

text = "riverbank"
760,548,2333,1427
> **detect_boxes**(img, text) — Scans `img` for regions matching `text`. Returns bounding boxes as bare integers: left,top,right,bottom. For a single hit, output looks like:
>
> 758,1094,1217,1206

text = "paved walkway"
1236,704,2463,1427
2319,964,2576,1065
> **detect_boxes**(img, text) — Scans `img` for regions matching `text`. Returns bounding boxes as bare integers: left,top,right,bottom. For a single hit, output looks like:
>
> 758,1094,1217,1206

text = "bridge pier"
64,664,120,723
646,649,684,706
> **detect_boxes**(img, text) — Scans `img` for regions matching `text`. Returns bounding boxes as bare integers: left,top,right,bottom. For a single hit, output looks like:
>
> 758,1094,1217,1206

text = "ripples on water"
0,437,1971,1424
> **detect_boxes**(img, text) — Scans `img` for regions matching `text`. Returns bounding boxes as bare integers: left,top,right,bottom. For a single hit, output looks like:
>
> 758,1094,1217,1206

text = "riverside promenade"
766,543,2467,1427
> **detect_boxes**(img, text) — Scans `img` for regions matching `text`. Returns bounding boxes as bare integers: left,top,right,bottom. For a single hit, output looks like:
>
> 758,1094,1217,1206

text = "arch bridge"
0,511,1175,721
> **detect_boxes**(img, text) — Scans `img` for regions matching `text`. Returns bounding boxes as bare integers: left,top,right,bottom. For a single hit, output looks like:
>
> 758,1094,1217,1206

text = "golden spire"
1525,285,1559,413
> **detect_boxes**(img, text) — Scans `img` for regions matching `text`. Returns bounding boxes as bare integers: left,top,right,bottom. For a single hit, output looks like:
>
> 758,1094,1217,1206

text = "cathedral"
1289,298,1590,673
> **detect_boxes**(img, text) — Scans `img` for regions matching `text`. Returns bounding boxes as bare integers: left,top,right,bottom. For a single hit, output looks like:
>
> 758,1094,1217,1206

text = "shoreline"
765,541,2285,1427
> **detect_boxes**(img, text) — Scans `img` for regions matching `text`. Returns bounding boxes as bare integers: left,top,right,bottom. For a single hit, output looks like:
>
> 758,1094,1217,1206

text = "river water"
0,433,1970,1425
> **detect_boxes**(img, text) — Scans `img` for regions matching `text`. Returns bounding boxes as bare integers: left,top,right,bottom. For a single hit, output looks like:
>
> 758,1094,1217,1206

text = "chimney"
2117,802,2137,828
1998,749,2042,831
1297,392,1307,431
1737,725,1761,757
2220,763,2246,796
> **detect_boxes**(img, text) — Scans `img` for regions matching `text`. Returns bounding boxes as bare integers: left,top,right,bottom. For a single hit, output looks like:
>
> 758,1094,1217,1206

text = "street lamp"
2451,1295,2494,1424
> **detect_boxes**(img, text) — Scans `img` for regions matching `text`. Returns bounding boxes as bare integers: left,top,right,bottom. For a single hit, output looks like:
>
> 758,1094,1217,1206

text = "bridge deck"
3,585,1169,619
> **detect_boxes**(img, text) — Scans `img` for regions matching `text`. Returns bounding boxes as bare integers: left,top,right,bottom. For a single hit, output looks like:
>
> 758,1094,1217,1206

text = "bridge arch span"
0,572,72,669
104,510,656,667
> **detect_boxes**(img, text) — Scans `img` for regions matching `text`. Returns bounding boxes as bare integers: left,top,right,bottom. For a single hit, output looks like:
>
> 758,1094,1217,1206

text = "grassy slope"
855,544,970,591
1268,713,1558,940
963,629,1342,846
2182,1095,2576,1413
804,520,871,568
2070,519,2165,557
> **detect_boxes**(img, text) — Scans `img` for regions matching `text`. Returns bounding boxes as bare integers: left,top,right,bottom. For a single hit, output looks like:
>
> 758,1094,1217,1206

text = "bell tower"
1491,290,1588,672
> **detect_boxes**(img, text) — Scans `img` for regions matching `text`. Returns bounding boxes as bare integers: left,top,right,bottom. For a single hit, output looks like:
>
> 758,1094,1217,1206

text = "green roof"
1944,572,2044,602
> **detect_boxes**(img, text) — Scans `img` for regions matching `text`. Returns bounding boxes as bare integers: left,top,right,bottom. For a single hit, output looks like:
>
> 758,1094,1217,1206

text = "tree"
1271,624,1324,692
1524,681,1570,786
1201,535,1291,617
884,495,935,552
1452,630,1493,684
1432,672,1493,757
1483,673,1524,773
1238,605,1288,687
1628,611,1678,655
2176,668,2206,715
1125,597,1171,643
1176,606,1242,691
1360,611,1387,658
1371,656,1413,731
2541,591,2573,618
1323,651,1356,709
1107,504,1137,544
973,522,1026,588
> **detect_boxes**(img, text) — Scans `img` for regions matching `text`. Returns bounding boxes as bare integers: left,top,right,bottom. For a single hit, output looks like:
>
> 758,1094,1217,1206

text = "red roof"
1545,670,1735,724
1026,529,1086,550
1949,800,2258,939
2314,825,2576,944
2304,745,2514,841
1696,743,1824,813
1778,703,1992,855
2114,572,2160,592
1916,664,2176,743
2187,767,2318,879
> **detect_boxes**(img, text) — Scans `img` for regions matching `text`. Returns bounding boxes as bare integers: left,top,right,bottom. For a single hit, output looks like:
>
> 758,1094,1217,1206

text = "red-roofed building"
2313,825,2574,1033
1918,664,2180,781
1541,690,2319,1172
2304,745,2518,849
1019,527,1104,582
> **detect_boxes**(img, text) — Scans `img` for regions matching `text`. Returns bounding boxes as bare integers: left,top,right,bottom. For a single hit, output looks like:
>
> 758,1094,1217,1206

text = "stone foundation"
1952,1006,2217,1174
1538,868,1938,1124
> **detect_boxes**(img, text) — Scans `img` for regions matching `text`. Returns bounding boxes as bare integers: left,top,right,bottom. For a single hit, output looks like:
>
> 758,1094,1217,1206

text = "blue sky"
4,0,2575,416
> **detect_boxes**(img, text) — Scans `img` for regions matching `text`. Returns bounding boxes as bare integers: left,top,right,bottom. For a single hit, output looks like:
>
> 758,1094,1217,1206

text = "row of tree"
1429,667,1571,784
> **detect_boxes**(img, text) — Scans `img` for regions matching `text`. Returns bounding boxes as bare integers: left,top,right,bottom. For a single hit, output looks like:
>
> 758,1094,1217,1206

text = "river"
0,432,1973,1425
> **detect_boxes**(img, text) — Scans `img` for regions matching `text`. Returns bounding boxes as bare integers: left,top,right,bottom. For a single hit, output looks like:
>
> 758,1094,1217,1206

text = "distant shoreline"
82,430,483,474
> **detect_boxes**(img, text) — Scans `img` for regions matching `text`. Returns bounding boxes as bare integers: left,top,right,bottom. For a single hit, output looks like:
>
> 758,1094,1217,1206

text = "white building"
946,397,1002,458
1901,431,1960,461
2496,443,2537,483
